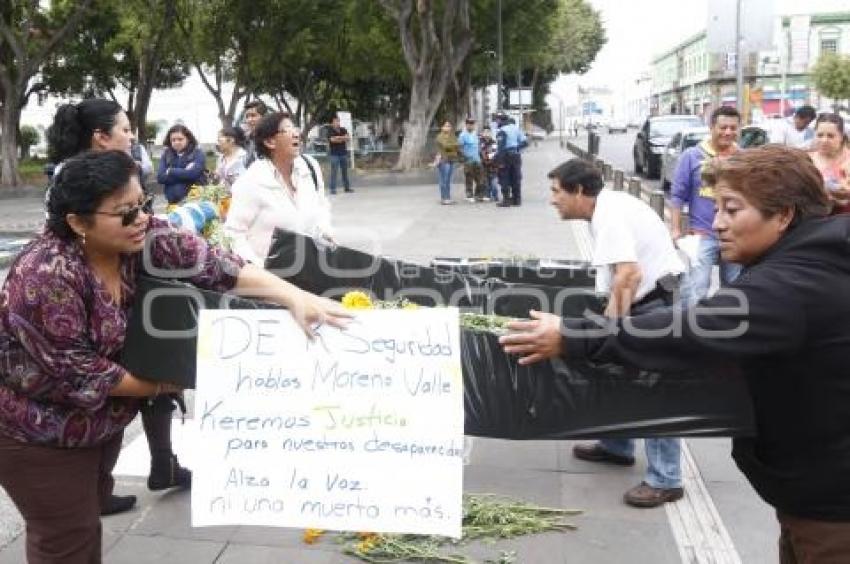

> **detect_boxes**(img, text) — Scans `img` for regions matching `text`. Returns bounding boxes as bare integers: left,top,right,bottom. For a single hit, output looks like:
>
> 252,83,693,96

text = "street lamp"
497,0,503,112
484,50,497,123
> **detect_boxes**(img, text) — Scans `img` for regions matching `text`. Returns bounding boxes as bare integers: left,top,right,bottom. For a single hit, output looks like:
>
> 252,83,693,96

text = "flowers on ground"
342,290,374,310
302,528,325,544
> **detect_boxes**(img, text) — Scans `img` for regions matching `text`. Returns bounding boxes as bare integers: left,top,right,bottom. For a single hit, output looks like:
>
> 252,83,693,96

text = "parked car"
739,125,769,148
607,119,628,134
660,126,710,191
633,115,704,179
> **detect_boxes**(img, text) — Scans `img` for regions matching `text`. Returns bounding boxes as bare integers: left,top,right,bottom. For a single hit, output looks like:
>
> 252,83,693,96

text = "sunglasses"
92,195,154,226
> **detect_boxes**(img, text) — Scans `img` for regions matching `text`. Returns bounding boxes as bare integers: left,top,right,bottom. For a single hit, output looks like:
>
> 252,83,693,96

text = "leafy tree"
472,0,605,127
0,0,93,186
380,0,474,170
813,53,850,111
40,0,189,143
18,124,39,159
174,0,255,129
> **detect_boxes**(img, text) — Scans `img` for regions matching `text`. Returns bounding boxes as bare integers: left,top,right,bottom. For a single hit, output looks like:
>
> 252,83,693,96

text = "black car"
633,115,703,179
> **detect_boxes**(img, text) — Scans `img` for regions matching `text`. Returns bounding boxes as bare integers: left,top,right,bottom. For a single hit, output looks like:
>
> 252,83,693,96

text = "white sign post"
191,308,464,538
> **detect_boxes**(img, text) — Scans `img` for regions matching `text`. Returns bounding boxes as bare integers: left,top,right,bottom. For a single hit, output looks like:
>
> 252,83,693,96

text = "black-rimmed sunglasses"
91,195,154,226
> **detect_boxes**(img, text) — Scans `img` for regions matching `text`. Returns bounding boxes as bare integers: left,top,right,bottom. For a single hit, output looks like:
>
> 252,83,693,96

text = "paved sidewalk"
0,139,777,563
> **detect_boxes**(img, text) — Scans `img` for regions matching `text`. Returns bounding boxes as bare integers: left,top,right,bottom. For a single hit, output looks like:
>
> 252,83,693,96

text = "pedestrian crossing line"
665,441,742,564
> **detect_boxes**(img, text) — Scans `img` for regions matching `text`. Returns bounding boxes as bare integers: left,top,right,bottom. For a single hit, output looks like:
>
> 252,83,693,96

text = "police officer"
495,114,527,207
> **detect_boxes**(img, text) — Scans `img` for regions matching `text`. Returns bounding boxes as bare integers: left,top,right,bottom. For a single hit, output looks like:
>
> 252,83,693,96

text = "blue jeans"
599,438,682,489
486,172,499,200
437,161,454,200
685,233,742,303
329,154,350,193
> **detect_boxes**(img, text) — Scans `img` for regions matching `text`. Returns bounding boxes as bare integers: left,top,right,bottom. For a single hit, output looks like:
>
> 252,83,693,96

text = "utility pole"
735,0,744,118
497,0,503,113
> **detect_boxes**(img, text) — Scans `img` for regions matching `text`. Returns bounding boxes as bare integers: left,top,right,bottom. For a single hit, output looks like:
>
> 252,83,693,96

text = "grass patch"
18,158,48,186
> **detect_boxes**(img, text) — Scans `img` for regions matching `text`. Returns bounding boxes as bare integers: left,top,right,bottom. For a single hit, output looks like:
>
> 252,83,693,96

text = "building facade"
650,11,850,122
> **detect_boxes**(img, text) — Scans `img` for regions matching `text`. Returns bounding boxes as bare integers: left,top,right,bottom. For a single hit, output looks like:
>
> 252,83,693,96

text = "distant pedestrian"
496,114,527,207
214,126,247,188
808,113,850,214
157,124,206,205
432,120,460,205
670,106,742,302
480,126,500,201
327,115,354,194
242,99,268,168
777,105,816,149
458,118,486,202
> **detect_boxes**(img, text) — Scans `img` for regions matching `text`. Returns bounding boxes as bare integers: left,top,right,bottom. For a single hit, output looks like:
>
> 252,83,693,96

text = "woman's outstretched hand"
498,310,564,365
289,290,352,338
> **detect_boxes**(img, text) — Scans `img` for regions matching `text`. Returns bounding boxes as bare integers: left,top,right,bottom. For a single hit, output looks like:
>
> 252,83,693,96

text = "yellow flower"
341,291,373,310
302,528,324,544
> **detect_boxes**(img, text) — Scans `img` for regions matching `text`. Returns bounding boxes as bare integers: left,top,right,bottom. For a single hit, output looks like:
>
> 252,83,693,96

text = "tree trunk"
133,0,175,143
394,79,441,170
382,0,473,171
0,97,22,186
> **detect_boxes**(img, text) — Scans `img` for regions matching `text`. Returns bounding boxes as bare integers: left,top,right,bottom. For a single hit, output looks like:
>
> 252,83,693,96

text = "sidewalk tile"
105,535,225,564
130,489,238,543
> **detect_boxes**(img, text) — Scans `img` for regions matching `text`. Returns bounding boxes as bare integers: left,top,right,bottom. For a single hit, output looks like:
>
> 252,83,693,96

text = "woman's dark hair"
252,112,292,159
46,150,139,240
702,145,830,226
46,99,124,163
219,126,246,148
162,124,198,153
547,158,605,197
814,113,847,143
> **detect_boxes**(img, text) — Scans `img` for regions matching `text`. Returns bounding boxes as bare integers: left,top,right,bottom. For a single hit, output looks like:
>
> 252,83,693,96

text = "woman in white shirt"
224,112,333,264
214,126,247,188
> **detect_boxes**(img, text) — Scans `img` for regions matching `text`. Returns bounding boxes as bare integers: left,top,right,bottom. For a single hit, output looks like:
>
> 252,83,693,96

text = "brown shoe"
624,482,684,508
572,443,636,466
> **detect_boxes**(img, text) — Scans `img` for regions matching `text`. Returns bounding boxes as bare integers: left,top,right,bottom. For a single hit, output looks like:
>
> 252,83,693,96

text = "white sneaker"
465,197,476,203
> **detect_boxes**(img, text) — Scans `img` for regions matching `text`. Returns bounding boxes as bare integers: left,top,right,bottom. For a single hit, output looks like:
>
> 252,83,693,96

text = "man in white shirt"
547,158,687,508
779,105,816,149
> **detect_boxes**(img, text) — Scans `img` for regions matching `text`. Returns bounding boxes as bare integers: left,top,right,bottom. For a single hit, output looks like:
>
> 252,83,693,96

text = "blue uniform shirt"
497,123,527,152
458,130,481,163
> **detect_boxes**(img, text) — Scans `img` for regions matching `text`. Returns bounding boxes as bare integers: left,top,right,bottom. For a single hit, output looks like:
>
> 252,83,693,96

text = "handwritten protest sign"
191,308,463,538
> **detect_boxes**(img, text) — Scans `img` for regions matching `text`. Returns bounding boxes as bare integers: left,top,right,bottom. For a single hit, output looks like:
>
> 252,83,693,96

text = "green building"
650,11,850,121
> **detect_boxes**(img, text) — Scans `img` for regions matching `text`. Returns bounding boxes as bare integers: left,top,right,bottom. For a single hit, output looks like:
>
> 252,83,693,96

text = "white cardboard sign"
191,308,463,538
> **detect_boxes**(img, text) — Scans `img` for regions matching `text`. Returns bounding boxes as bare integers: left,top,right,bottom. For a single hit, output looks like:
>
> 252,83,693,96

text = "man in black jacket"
500,145,850,561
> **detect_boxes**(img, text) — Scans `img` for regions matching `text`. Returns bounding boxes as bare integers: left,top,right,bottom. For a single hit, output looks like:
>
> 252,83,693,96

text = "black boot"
141,395,192,492
148,453,192,491
101,494,137,516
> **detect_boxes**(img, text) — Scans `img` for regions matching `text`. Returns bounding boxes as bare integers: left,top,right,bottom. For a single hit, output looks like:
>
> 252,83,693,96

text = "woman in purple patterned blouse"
47,98,191,517
0,151,348,563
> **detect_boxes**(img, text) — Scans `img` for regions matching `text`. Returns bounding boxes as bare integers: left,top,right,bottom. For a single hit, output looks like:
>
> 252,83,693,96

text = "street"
0,139,778,563
573,129,664,194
